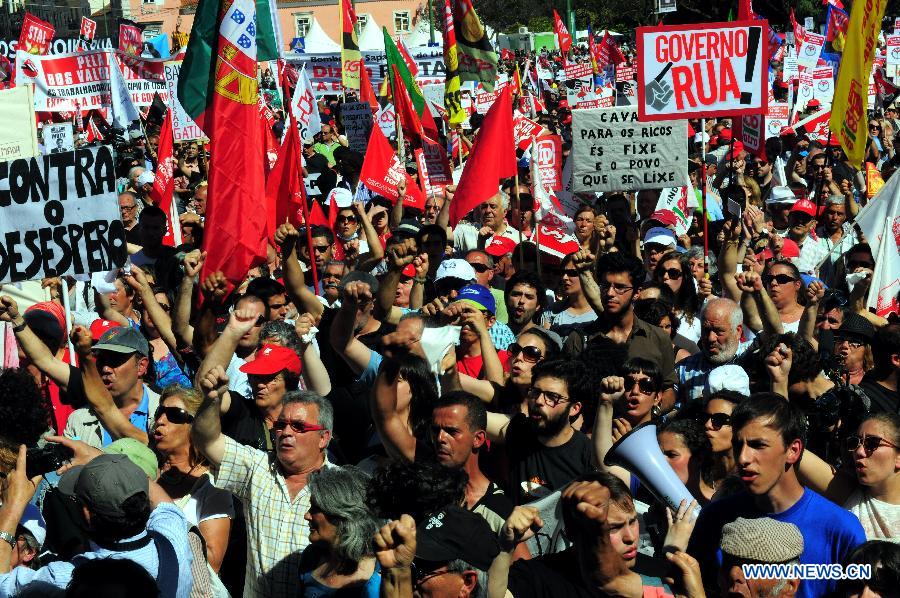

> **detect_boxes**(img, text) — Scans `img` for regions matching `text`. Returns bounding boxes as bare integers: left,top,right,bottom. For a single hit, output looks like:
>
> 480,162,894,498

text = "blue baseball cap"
455,284,496,314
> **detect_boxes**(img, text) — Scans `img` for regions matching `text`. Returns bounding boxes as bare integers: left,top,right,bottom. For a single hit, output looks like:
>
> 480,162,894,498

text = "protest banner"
616,80,638,106
340,101,374,153
637,20,768,121
513,112,543,150
796,108,830,141
474,80,508,114
0,145,126,284
615,63,636,82
575,86,615,109
163,60,205,142
565,63,594,106
572,107,688,192
0,86,39,160
654,185,693,236
564,62,593,81
535,135,562,191
118,22,143,56
736,112,765,157
0,37,113,61
18,13,54,56
377,103,396,138
421,137,452,186
80,17,97,43
765,103,790,138
813,66,834,103
43,123,74,153
16,49,170,112
796,32,825,69
886,35,900,66
285,47,445,96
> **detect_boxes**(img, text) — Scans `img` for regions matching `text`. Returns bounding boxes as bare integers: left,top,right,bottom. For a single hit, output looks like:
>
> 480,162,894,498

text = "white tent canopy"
304,18,341,53
402,21,439,48
358,16,385,51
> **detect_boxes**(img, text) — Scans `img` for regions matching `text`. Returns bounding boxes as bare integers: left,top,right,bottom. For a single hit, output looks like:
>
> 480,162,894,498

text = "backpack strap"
150,530,181,598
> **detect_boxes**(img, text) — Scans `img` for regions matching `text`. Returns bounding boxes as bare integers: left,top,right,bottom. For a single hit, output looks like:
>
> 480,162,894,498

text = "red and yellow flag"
340,0,362,90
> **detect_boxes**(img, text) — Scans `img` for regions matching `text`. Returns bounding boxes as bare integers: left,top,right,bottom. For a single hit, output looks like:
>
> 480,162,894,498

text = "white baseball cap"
705,365,750,397
435,259,477,282
766,186,797,205
136,171,155,187
643,227,677,247
326,187,354,208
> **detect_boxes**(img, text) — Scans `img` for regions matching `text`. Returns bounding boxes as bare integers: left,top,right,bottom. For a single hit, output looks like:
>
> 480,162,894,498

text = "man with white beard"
675,298,753,407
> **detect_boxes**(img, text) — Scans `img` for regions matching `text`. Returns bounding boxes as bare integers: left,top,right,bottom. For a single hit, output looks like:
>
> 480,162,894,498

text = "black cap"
415,506,500,570
836,313,875,343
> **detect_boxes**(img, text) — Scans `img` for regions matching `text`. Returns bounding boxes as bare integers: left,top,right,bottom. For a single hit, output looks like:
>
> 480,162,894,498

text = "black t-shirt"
125,222,143,245
508,549,598,598
860,375,899,414
221,394,271,453
504,414,595,505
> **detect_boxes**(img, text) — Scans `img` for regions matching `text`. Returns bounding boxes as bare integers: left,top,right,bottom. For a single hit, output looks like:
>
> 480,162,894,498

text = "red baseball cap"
90,319,122,342
807,99,821,109
649,209,678,227
484,236,518,257
790,199,817,218
718,128,733,142
240,344,302,376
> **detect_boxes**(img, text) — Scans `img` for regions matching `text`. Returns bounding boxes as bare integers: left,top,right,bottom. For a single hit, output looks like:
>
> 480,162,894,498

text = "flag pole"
700,118,709,273
514,171,524,271
815,130,833,213
60,277,76,365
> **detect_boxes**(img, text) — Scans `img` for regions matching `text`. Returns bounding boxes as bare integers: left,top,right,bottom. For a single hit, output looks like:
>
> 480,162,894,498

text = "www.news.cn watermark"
743,564,871,581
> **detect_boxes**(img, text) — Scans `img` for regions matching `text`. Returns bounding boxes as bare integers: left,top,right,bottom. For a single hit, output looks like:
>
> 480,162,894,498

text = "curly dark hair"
654,251,701,323
596,251,646,287
0,369,52,446
761,333,821,385
366,459,467,522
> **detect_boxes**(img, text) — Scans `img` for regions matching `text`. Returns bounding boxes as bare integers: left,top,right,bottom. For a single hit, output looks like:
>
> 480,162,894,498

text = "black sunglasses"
698,412,732,430
626,376,658,394
845,435,898,453
336,215,357,223
154,406,194,424
509,343,543,362
763,274,797,286
468,262,491,273
822,289,848,307
658,267,683,280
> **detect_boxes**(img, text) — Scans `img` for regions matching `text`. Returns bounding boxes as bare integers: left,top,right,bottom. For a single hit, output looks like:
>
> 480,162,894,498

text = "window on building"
294,14,312,38
394,11,410,34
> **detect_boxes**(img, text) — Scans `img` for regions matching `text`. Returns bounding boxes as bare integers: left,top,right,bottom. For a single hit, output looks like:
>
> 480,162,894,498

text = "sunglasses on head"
272,419,326,434
509,343,543,362
154,406,194,424
658,267,683,280
698,412,732,430
763,273,797,286
845,435,898,453
626,376,658,394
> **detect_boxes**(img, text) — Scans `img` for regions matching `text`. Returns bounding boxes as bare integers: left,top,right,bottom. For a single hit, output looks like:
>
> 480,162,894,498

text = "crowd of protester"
0,30,897,598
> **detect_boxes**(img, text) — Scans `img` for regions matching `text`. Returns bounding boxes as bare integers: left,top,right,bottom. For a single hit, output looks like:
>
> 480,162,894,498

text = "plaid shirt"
213,436,329,598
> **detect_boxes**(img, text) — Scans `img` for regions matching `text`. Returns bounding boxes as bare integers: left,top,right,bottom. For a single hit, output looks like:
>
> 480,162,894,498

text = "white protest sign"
340,102,374,154
0,86,39,160
163,60,205,142
616,81,638,106
813,66,834,104
572,107,688,192
654,185,693,236
797,70,814,110
796,32,825,70
377,103,396,138
637,20,768,121
886,35,900,66
0,145,126,283
765,103,790,138
43,124,74,154
783,54,799,81
513,112,543,150
422,84,445,117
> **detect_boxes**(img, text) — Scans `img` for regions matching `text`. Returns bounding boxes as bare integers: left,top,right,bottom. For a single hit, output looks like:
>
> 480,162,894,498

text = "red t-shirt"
457,350,510,380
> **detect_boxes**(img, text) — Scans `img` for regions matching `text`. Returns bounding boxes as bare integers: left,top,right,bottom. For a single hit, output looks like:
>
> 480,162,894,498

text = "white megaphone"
605,422,701,517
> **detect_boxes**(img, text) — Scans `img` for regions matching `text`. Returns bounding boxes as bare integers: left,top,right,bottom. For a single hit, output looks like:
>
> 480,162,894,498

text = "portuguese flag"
383,27,440,141
180,0,268,286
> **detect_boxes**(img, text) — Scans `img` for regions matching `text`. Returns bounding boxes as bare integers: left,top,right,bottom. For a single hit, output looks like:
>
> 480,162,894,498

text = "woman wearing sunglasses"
760,259,806,334
797,413,900,540
614,358,664,428
698,390,745,496
152,385,234,573
542,253,599,335
654,252,702,343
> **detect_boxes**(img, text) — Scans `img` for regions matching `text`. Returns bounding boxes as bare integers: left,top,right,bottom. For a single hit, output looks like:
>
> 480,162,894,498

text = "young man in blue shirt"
687,393,865,598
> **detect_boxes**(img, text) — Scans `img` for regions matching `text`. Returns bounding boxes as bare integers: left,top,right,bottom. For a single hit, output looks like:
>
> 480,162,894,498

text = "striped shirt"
675,341,753,407
213,436,329,598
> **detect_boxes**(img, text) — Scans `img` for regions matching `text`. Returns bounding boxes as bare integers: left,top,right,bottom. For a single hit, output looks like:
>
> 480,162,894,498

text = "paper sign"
564,62,593,80
0,86,39,160
377,103,396,138
797,70,814,109
615,64,636,82
340,101,374,153
797,32,825,70
886,35,900,66
813,66,834,103
163,60,205,141
765,103,789,138
655,185,693,236
0,145,126,283
43,123,73,153
513,112,542,150
535,135,562,191
572,107,688,192
637,20,769,121
783,55,799,81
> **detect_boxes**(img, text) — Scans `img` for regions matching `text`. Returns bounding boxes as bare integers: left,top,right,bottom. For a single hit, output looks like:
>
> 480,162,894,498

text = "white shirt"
794,235,830,274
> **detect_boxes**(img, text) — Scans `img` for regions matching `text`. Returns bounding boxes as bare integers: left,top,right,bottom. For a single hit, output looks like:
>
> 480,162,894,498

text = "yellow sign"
830,0,888,165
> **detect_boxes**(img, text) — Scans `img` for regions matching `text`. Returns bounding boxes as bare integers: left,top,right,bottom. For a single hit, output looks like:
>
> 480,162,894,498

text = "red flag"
825,5,849,42
790,9,806,47
265,116,305,241
553,10,572,55
118,20,144,56
448,86,516,226
308,200,329,227
80,17,97,42
737,0,755,20
397,37,419,77
392,64,426,147
150,108,179,246
822,0,844,9
18,13,54,55
200,0,268,288
604,33,626,65
359,60,379,111
500,48,514,61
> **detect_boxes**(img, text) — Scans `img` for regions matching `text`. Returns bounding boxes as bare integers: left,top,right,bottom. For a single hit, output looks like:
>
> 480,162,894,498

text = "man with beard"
318,261,347,308
676,298,752,407
485,359,595,504
504,271,547,336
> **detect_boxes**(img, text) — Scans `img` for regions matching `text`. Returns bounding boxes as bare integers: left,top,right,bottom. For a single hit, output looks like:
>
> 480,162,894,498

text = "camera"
25,444,74,479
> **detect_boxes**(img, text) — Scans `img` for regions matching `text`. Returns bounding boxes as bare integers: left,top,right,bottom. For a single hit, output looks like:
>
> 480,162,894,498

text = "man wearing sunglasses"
689,394,866,598
194,367,334,598
465,250,508,324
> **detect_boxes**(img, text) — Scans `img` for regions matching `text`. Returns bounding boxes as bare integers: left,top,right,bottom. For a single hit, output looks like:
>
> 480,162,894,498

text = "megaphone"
605,422,701,517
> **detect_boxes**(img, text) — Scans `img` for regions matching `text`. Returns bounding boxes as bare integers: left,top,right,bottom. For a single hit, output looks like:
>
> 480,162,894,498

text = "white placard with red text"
796,32,825,70
535,136,562,191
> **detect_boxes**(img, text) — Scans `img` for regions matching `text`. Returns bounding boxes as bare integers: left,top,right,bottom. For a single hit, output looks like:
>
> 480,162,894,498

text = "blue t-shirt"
687,489,865,598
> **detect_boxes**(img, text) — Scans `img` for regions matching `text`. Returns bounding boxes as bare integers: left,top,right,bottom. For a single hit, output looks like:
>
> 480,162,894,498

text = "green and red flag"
181,0,268,286
451,0,497,90
340,0,362,90
383,27,440,141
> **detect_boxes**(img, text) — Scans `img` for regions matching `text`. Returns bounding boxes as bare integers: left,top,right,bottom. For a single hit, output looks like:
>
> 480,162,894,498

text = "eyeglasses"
526,387,569,407
336,215,357,223
154,406,195,424
763,274,797,286
272,419,326,434
869,124,882,131
311,244,331,254
834,336,864,349
698,412,732,430
599,282,634,295
626,376,658,394
411,563,454,587
509,343,543,362
94,351,136,368
120,204,137,211
658,268,683,280
468,262,491,273
845,435,898,453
